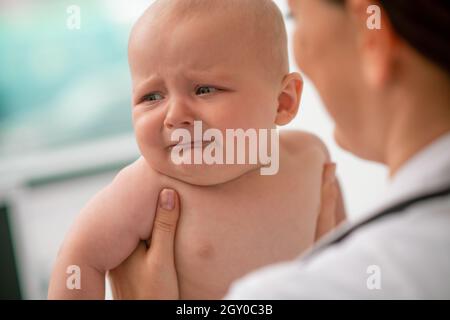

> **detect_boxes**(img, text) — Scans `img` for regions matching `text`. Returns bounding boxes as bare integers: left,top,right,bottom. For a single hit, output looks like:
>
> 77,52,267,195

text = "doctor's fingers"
147,189,180,264
315,163,338,241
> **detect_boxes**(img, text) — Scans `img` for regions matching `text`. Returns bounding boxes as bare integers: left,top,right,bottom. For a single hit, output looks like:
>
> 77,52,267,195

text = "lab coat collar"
380,131,450,210
304,131,450,259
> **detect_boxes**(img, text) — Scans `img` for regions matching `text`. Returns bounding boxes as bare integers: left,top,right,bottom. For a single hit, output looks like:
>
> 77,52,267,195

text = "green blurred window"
0,0,145,157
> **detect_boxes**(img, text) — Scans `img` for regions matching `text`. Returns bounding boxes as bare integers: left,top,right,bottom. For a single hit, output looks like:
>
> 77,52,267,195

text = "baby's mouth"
167,140,214,150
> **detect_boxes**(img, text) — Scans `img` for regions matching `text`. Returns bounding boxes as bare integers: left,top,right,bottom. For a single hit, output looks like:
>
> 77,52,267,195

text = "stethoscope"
303,183,450,260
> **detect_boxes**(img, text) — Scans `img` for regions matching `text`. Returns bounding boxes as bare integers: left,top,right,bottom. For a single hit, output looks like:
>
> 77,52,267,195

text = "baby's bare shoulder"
102,157,163,227
280,130,330,162
110,157,160,194
83,156,162,235
113,156,152,182
56,157,162,273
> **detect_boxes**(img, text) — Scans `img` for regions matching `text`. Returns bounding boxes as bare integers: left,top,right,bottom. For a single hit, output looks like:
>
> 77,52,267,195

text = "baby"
49,0,336,299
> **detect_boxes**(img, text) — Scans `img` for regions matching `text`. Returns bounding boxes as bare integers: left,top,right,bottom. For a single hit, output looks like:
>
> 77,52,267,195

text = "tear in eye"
196,87,218,96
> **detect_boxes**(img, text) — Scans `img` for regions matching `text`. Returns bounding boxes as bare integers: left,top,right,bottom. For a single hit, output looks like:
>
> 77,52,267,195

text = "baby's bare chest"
163,166,322,298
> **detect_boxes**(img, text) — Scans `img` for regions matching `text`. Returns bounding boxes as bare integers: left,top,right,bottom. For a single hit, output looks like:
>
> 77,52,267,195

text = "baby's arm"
48,158,161,299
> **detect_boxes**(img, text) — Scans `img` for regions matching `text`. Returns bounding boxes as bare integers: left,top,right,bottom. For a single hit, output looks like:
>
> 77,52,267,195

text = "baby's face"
129,12,280,185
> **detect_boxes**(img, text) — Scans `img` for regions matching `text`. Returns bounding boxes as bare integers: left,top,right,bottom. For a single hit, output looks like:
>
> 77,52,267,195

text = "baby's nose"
164,100,195,129
164,118,192,129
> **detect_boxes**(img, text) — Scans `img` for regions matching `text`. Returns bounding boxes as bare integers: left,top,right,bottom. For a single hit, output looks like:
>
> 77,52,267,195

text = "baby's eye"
196,86,218,96
142,92,164,102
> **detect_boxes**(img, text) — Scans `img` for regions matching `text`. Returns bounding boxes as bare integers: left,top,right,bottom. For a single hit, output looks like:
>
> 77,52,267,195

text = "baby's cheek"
212,105,254,129
134,116,161,151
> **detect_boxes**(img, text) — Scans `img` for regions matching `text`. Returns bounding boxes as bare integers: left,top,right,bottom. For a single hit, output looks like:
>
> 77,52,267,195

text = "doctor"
109,0,450,299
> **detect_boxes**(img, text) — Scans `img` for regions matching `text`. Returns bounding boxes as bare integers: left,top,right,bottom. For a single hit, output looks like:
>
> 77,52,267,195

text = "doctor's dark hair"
328,0,450,74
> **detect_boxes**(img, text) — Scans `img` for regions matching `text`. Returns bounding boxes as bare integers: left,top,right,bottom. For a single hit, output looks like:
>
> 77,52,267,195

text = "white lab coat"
225,132,450,299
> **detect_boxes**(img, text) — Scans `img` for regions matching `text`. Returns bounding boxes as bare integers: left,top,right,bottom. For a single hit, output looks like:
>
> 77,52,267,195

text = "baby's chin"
149,158,261,187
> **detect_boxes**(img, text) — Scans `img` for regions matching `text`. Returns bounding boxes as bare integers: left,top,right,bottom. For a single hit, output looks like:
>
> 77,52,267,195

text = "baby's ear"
275,72,303,126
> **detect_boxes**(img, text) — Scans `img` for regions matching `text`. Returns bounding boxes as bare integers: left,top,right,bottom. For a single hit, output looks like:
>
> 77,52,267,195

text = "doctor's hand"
108,189,180,300
315,163,347,241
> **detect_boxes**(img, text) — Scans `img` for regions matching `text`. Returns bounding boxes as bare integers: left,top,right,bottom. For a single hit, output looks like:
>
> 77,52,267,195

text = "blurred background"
0,0,387,299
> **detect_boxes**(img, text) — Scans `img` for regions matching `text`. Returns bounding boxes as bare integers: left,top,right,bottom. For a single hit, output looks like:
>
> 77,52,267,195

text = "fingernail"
160,189,175,211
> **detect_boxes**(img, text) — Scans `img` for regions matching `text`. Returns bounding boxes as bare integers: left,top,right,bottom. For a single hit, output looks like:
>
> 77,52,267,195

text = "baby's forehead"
130,0,288,80
133,0,280,38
